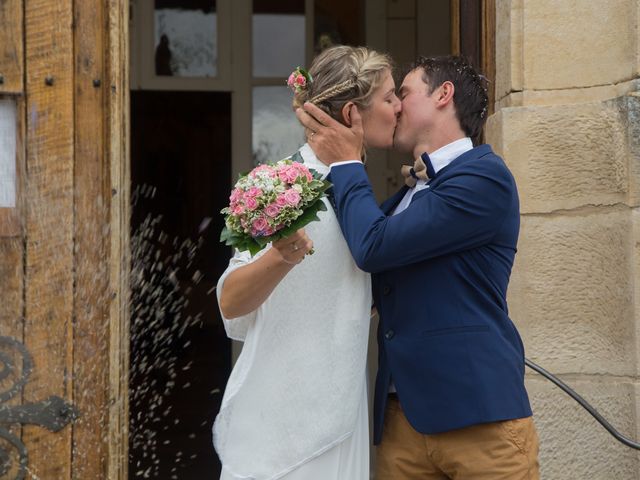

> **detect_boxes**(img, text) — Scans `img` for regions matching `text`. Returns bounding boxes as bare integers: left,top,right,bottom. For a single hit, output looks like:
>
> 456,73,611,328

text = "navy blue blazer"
328,144,532,444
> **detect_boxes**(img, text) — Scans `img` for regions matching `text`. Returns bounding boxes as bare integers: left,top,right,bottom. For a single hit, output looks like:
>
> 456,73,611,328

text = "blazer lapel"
380,186,409,215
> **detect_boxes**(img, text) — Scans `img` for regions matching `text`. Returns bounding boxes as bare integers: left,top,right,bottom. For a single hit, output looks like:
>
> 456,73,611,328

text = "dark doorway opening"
129,90,231,478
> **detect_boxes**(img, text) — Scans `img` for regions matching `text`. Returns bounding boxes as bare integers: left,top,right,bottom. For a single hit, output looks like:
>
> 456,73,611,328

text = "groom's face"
393,69,436,154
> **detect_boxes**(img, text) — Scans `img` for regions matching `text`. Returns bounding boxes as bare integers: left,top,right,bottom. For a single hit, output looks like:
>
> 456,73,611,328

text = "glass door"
131,0,232,90
250,0,310,165
249,0,365,166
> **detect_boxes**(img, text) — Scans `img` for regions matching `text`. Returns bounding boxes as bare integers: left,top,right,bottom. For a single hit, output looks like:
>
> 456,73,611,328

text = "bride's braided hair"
309,78,357,104
293,46,393,123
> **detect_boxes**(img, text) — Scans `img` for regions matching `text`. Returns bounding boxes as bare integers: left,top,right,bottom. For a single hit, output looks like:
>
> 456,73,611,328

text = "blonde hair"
293,46,393,123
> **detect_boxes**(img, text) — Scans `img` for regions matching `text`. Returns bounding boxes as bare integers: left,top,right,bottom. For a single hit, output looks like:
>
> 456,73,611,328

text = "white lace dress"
213,144,372,480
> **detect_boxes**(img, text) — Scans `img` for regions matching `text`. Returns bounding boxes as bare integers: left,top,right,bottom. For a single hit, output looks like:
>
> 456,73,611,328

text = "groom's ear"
341,102,354,127
437,81,455,107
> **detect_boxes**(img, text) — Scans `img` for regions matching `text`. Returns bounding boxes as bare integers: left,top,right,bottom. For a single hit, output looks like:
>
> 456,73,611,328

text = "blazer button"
383,286,391,295
384,329,394,340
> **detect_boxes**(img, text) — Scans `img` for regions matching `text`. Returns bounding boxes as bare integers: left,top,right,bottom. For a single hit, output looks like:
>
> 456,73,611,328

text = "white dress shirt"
393,137,473,215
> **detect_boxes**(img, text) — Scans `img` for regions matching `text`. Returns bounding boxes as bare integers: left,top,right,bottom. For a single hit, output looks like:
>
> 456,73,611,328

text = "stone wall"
487,1,640,478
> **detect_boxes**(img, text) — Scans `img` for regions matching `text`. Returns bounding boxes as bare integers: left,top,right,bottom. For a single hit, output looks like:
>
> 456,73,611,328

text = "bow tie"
401,153,435,187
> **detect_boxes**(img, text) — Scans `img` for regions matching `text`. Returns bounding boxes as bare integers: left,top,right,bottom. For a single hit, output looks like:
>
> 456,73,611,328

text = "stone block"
632,209,640,367
637,0,640,78
626,94,640,206
495,0,523,101
489,99,630,213
525,377,639,480
522,0,636,90
509,209,635,376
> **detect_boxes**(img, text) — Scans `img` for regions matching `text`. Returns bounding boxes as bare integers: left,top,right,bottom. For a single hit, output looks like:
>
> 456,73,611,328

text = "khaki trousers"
376,396,540,480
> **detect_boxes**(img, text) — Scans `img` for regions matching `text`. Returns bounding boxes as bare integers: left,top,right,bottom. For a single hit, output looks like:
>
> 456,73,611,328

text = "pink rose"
250,164,276,178
284,189,301,206
252,216,268,233
286,162,313,182
245,187,263,198
294,163,313,182
287,73,296,89
278,165,299,184
264,203,281,218
275,194,288,207
287,73,306,91
232,204,245,215
230,188,242,203
245,197,258,210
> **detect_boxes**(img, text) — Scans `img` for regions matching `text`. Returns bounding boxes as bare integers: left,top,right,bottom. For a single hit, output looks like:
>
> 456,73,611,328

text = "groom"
297,55,540,479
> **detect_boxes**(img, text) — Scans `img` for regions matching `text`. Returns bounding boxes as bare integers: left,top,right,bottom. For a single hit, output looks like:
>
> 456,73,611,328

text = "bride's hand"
272,229,314,266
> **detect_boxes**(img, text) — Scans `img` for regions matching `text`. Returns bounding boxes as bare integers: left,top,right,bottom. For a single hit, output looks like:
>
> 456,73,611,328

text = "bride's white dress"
213,144,372,480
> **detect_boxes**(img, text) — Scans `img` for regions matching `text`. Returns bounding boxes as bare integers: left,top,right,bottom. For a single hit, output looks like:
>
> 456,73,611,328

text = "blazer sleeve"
330,161,514,273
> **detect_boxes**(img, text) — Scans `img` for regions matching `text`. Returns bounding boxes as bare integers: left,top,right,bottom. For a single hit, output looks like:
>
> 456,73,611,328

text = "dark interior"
129,90,231,478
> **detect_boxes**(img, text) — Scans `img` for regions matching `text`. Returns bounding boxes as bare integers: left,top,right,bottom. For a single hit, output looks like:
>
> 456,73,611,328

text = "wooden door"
0,0,130,478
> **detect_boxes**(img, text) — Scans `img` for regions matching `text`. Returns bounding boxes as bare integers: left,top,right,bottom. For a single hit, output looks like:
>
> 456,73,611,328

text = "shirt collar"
427,137,474,174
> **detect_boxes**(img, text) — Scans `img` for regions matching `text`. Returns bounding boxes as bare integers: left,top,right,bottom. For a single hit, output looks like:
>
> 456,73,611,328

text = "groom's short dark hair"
411,55,489,141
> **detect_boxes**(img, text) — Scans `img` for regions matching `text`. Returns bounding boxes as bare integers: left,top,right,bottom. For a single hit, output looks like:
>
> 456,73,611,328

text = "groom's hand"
296,102,363,166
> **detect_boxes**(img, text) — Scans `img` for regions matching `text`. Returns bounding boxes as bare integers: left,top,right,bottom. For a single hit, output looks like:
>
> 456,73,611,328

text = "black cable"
525,358,640,450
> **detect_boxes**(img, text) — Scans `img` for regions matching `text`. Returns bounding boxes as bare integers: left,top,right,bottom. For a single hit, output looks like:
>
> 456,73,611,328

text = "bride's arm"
219,229,313,319
219,248,292,318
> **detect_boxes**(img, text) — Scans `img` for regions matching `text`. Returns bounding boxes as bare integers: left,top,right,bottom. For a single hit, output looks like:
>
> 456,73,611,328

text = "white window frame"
130,0,232,91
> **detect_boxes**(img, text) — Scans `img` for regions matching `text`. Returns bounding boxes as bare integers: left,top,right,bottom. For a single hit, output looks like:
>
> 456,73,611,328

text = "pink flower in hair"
286,67,312,93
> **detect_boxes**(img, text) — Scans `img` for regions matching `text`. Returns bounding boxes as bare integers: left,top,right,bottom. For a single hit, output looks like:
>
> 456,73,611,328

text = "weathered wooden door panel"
73,0,111,477
1,0,129,478
23,0,75,476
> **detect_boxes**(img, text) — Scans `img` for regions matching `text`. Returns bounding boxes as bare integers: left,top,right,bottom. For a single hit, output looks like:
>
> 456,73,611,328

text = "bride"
214,45,401,480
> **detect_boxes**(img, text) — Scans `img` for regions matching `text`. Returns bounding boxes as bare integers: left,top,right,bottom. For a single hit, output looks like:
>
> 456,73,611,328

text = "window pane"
314,0,363,53
253,1,305,77
0,99,16,208
252,86,305,165
154,0,217,77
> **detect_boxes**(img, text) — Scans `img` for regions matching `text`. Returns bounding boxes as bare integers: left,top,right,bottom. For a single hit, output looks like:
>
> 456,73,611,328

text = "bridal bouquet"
220,158,331,255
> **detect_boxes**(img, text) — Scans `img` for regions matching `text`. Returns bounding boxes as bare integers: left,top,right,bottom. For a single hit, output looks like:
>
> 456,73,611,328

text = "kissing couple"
214,45,540,480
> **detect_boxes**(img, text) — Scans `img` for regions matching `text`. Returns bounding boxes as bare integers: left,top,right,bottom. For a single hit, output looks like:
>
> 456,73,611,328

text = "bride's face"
359,69,401,149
